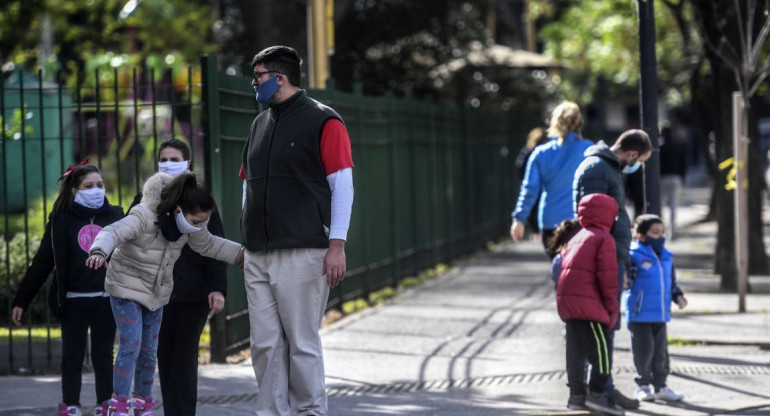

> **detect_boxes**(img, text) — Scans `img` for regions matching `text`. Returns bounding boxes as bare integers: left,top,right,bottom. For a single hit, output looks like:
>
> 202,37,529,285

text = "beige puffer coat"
90,173,242,311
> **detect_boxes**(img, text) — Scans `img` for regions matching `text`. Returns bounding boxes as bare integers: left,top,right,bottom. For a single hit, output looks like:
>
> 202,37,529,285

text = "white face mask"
159,161,189,177
175,207,202,234
74,188,105,209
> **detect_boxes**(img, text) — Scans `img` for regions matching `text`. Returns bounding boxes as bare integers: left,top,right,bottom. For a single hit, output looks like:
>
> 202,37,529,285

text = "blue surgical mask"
255,75,280,104
74,188,105,209
643,236,666,254
622,160,642,174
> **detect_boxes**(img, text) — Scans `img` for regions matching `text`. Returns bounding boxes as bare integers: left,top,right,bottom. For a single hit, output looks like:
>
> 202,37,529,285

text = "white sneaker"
655,386,684,401
635,385,655,401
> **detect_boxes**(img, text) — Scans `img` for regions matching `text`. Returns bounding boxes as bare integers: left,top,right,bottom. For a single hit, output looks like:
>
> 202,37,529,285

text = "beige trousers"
244,248,330,416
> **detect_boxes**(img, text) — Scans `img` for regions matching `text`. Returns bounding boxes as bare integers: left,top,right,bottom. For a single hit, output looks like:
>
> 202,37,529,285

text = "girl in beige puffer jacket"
85,172,243,415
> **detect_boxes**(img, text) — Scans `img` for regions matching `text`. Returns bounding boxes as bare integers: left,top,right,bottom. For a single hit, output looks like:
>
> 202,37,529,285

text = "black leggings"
61,296,116,406
157,300,210,416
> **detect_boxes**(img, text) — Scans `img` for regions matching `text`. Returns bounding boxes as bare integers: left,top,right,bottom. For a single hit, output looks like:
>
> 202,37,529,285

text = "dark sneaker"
610,389,640,409
585,392,625,416
567,394,587,410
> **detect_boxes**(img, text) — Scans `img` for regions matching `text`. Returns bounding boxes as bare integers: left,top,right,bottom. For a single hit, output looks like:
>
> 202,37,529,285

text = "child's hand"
85,253,107,269
675,295,688,309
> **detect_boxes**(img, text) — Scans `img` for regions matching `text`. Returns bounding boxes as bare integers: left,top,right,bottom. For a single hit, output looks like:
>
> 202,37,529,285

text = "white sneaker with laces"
655,386,684,401
635,385,654,401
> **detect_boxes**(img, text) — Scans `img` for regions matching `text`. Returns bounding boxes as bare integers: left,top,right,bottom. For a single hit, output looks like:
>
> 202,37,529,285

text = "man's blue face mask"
622,160,642,174
255,75,280,104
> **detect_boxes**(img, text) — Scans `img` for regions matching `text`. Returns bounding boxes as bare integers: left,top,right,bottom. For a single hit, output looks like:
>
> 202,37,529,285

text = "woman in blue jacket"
510,101,592,256
626,214,688,403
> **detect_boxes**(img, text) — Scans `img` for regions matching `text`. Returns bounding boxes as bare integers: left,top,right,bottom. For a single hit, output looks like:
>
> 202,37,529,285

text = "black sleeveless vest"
241,90,342,251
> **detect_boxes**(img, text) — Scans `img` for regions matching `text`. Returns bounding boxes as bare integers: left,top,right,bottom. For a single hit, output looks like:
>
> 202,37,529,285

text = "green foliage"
1,107,36,141
332,0,556,109
534,1,698,105
1,0,216,87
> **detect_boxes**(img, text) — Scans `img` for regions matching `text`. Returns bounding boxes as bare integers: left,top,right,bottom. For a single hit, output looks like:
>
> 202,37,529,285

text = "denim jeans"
110,297,163,397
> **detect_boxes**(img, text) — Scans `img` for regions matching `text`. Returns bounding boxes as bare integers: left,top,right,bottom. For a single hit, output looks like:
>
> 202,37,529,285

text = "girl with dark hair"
85,172,244,416
11,161,123,416
128,139,227,416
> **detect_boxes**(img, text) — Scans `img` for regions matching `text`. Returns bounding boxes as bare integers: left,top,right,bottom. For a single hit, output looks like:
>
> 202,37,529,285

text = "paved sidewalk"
2,187,770,415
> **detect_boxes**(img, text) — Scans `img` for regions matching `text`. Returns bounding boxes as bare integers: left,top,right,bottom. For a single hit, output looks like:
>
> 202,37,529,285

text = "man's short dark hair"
635,213,663,235
251,46,302,87
158,138,190,160
615,129,652,155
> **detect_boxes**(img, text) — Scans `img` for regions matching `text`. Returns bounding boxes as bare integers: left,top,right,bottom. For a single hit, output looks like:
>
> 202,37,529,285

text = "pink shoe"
106,395,129,416
94,401,109,416
131,395,156,416
57,403,83,416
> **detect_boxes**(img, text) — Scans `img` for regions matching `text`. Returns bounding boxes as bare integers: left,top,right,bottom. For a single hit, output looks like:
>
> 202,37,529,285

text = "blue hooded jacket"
512,132,592,231
624,240,683,324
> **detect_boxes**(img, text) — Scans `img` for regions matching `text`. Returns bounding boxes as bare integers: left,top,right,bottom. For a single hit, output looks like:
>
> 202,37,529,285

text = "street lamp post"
638,0,661,216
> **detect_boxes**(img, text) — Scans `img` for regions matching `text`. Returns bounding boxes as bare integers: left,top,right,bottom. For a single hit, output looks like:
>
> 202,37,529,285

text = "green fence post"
201,55,226,363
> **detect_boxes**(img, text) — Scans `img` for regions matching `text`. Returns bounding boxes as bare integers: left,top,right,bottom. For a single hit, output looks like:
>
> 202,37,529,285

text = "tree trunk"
747,95,768,277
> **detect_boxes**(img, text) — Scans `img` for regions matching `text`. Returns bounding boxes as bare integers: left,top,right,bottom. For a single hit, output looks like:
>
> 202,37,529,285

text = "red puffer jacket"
556,193,619,327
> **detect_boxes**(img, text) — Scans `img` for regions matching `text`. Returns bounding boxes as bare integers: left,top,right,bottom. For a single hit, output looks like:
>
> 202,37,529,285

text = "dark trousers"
541,229,556,259
157,300,209,416
629,322,668,389
61,296,116,406
566,319,611,395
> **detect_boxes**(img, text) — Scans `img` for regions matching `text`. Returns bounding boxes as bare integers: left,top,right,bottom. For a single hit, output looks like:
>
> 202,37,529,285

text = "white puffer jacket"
90,173,242,311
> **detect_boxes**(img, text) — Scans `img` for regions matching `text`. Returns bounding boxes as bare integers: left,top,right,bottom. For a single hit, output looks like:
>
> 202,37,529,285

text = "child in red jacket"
556,193,623,416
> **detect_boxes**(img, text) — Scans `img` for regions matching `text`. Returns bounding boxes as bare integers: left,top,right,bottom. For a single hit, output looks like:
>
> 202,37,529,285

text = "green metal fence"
1,57,536,370
200,56,535,360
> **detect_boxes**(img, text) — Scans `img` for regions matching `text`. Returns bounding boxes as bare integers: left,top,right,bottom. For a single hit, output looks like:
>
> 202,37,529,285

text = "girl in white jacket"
85,172,243,416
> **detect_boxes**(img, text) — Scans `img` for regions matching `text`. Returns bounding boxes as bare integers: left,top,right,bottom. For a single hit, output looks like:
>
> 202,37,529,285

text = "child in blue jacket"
625,214,688,403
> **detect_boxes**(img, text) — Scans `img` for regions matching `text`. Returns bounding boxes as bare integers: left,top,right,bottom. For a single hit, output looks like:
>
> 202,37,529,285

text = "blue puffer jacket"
625,240,677,324
512,132,592,231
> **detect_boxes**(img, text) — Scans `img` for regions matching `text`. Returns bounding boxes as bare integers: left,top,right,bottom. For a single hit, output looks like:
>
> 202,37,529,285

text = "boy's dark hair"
156,172,214,222
615,129,652,155
53,164,102,213
546,218,582,258
635,214,663,235
158,138,190,161
251,46,302,87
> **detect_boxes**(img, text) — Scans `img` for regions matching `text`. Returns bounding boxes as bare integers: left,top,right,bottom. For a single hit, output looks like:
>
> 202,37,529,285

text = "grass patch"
0,326,61,344
667,337,707,346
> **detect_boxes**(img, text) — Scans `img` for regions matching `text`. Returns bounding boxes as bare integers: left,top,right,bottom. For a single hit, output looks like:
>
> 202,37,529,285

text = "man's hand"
208,291,225,318
510,220,524,241
323,239,346,288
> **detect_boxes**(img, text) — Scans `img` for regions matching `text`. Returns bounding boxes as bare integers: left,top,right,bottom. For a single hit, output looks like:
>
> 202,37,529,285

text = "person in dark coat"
128,139,228,416
514,127,550,235
572,129,652,410
658,123,688,239
556,193,623,416
12,162,123,416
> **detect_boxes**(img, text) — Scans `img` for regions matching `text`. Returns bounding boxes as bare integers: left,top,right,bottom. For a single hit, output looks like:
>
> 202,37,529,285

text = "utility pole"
733,92,749,312
307,0,331,89
637,0,661,216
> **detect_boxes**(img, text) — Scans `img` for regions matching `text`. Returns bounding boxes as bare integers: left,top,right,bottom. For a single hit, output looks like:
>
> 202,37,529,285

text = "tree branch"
732,0,748,67
749,15,770,69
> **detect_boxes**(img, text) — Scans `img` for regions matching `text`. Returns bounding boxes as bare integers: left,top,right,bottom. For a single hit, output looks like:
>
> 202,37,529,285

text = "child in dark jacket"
626,214,688,402
11,162,123,416
556,193,624,416
547,218,581,287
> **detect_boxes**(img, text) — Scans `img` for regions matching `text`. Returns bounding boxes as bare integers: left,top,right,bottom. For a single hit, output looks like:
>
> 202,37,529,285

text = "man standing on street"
241,45,355,416
573,129,652,411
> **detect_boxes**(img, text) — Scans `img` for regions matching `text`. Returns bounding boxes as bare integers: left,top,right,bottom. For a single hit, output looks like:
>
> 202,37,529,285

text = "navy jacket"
573,141,632,262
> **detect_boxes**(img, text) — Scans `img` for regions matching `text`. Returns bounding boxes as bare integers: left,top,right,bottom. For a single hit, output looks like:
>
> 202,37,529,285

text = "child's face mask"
645,236,666,254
